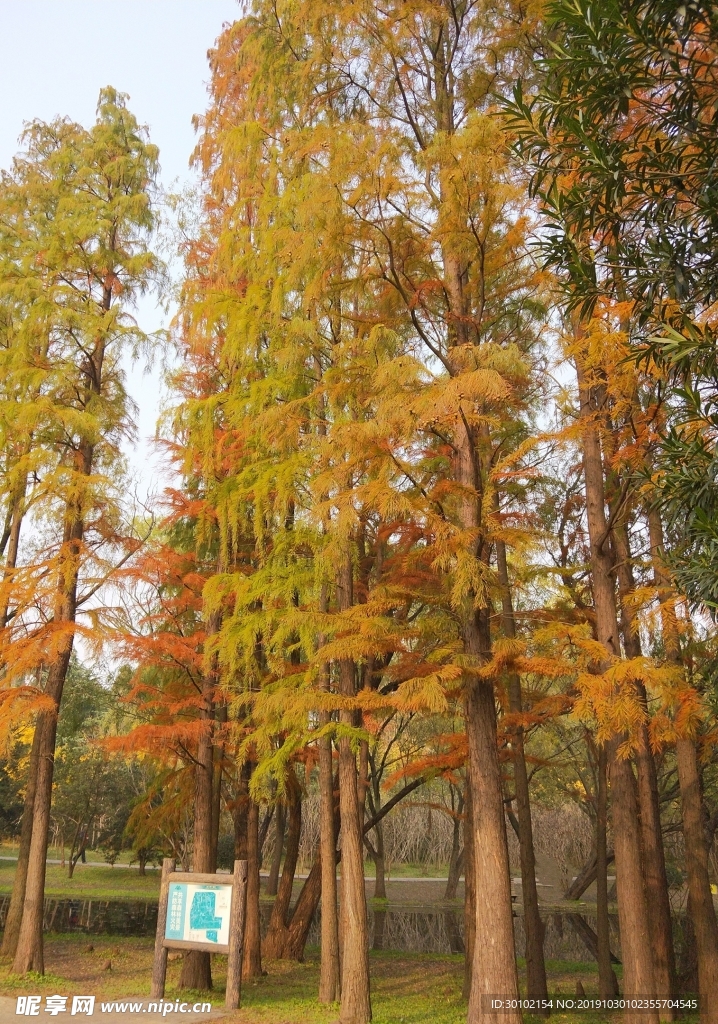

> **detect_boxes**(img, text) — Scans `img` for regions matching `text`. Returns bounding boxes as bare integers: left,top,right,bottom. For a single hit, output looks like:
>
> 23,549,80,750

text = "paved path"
0,995,224,1022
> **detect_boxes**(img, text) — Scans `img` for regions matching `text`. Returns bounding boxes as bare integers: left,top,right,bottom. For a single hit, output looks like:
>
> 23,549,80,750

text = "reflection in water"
0,892,622,963
306,908,621,961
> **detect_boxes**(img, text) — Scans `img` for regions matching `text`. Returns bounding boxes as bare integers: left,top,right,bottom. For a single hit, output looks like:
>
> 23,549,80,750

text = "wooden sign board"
151,859,248,1009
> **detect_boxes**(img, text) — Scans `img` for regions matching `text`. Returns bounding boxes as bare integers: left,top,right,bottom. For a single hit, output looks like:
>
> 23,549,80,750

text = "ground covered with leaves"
0,935,694,1023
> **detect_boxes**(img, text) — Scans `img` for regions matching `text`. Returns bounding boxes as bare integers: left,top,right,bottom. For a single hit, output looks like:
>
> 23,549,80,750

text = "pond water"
0,894,620,963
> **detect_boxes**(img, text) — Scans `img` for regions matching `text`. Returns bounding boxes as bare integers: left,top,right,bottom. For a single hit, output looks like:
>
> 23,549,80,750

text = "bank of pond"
0,895,625,962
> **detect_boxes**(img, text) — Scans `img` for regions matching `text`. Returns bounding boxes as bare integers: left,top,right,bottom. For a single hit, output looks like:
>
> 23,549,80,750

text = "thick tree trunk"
676,737,718,1023
286,854,323,959
336,551,371,1024
180,621,219,994
496,535,548,1012
611,523,676,1012
317,574,341,1002
596,743,620,997
266,802,285,898
242,795,263,978
633,727,676,1015
648,507,718,1020
444,373,518,1022
576,352,658,1024
319,712,342,999
508,712,547,1012
465,671,521,1024
338,665,371,1023
2,717,43,957
210,702,227,872
463,742,475,1002
318,723,341,1002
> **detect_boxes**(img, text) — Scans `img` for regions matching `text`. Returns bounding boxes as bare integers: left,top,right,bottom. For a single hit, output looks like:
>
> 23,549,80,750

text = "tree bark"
266,801,285,898
335,548,368,1019
269,774,421,966
576,351,659,1024
242,794,263,978
263,777,301,958
13,302,109,976
564,848,615,901
337,551,371,1024
676,737,718,1023
445,842,464,902
1,717,43,957
463,732,475,1002
610,521,676,1012
370,820,386,900
496,535,548,1012
13,639,73,974
179,640,218,993
465,667,520,1024
319,724,341,1002
444,366,518,1023
0,476,27,630
596,743,620,997
647,506,718,1019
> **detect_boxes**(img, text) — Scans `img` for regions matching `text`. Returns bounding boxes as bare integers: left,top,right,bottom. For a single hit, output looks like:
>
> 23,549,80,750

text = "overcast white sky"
0,0,241,495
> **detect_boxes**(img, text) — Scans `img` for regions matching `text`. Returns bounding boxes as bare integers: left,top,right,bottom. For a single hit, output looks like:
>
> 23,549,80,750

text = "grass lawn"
0,936,692,1024
0,861,161,901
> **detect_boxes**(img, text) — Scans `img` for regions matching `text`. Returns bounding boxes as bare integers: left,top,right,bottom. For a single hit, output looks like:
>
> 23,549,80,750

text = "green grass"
0,843,155,867
0,937,697,1024
0,857,457,903
0,862,161,901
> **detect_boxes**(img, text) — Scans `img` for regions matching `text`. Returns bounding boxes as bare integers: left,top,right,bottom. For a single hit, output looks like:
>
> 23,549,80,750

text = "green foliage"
505,0,718,612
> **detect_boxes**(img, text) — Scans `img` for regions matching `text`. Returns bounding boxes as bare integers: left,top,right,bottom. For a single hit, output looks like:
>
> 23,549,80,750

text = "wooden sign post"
151,858,248,1010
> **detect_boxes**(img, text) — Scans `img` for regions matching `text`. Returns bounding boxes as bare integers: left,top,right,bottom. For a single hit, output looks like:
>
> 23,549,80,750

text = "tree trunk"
265,779,418,966
648,506,718,1020
596,743,619,997
286,853,323,959
676,737,718,1023
210,703,227,873
242,794,263,978
266,802,285,898
337,651,371,1023
263,778,301,958
610,522,676,1012
319,721,341,1002
1,717,43,957
463,775,476,1000
576,351,658,1024
0,478,27,630
371,821,386,901
444,368,518,1023
13,641,74,975
179,625,218,994
565,848,615,900
334,547,370,1024
465,669,521,1024
445,844,464,902
496,535,548,1012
